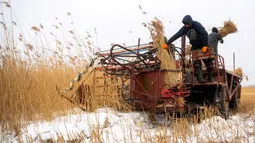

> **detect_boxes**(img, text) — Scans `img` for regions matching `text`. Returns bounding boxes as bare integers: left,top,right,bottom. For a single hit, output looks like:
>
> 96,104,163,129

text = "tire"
218,87,229,119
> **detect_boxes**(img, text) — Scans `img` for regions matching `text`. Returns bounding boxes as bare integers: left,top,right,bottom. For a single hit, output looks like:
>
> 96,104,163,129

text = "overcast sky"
2,0,255,86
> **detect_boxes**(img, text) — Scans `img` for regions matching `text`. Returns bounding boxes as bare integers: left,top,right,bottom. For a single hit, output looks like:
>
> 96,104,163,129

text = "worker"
165,15,208,83
206,27,224,82
208,27,224,55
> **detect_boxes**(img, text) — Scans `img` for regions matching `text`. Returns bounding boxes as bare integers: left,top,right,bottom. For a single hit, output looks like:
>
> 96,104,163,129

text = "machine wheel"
229,86,241,111
218,87,229,119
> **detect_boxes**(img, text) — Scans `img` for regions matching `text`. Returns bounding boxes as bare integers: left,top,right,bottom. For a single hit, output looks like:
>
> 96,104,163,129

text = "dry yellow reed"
185,44,192,56
73,69,131,112
231,67,248,81
233,68,243,77
219,20,238,38
0,58,75,130
150,19,181,85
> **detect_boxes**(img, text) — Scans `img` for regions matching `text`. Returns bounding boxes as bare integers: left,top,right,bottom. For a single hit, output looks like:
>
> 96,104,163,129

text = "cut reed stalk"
219,20,238,38
150,19,181,85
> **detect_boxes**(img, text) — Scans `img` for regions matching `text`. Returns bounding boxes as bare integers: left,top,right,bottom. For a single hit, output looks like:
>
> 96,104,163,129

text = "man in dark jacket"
166,15,208,83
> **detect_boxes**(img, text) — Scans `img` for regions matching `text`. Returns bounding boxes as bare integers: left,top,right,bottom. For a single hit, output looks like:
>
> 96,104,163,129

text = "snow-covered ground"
1,108,254,143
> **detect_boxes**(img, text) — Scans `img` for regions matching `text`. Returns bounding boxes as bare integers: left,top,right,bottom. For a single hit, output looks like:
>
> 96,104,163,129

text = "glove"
201,46,208,53
162,43,168,49
220,39,224,44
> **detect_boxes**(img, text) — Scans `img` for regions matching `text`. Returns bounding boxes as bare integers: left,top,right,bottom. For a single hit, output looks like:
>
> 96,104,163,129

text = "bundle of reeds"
233,68,243,77
234,68,249,80
150,19,184,105
185,44,192,56
218,20,238,38
230,67,248,81
150,19,181,85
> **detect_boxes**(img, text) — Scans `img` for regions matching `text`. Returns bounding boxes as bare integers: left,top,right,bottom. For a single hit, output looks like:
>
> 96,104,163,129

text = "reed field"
0,1,130,134
240,86,255,113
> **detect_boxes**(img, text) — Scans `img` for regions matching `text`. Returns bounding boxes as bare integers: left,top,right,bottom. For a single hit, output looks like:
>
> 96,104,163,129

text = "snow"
195,115,255,142
1,108,254,143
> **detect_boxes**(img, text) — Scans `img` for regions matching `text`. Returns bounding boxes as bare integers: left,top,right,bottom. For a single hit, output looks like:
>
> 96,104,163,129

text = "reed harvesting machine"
93,36,242,118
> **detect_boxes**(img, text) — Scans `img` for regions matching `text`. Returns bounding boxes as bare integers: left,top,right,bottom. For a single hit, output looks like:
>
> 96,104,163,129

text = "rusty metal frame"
99,43,161,76
190,49,242,101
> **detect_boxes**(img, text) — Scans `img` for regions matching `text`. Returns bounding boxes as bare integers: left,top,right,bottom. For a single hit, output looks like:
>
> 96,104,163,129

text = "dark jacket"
167,15,208,50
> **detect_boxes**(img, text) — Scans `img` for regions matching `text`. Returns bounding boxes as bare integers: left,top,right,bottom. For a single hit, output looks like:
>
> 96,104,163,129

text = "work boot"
195,68,206,83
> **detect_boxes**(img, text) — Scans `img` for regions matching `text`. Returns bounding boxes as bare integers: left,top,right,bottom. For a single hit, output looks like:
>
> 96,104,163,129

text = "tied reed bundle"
232,67,248,81
219,20,238,38
233,68,243,77
150,19,181,85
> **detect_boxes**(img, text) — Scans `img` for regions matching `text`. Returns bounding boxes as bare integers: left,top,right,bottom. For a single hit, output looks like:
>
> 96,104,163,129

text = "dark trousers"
191,45,214,71
191,45,214,82
193,58,214,82
193,58,213,71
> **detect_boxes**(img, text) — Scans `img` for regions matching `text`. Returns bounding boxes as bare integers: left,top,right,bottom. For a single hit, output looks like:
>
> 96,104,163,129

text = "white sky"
2,0,255,86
